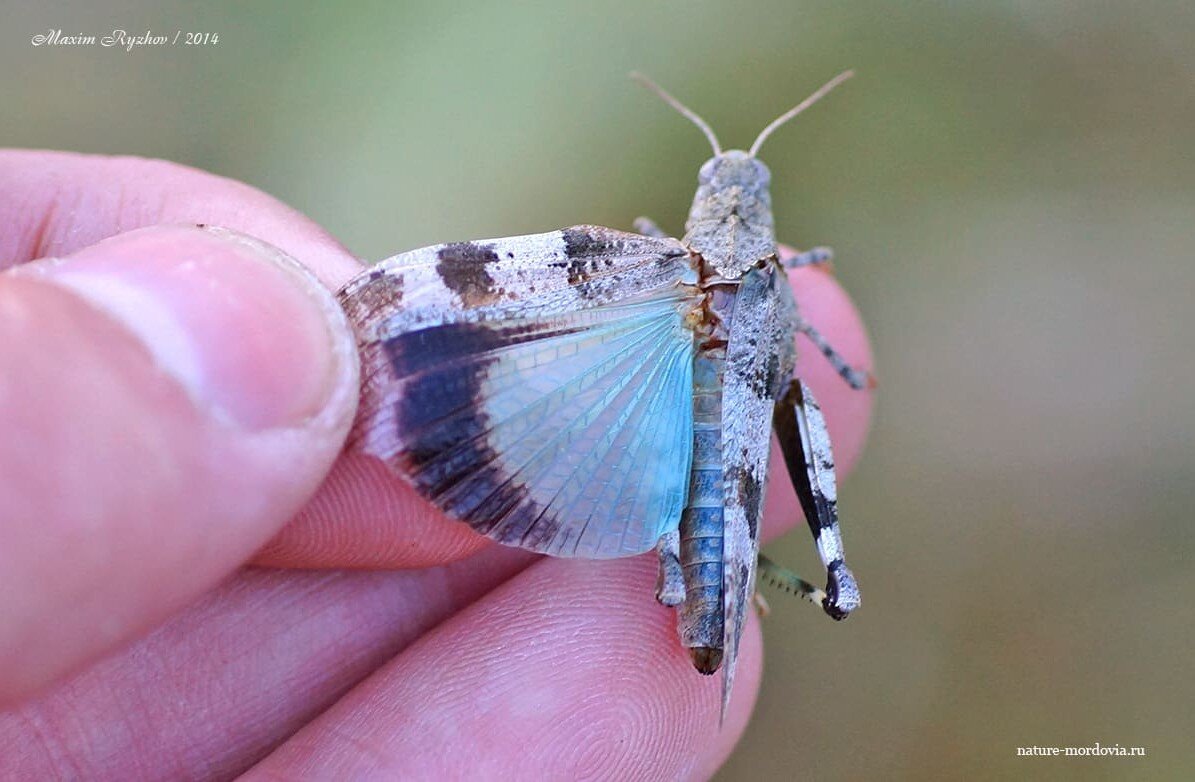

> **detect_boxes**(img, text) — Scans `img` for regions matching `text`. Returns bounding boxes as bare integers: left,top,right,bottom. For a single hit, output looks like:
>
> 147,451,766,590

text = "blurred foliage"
4,1,1193,778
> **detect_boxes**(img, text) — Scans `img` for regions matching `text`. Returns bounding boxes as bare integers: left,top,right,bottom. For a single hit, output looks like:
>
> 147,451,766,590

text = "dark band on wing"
386,320,590,378
381,321,577,546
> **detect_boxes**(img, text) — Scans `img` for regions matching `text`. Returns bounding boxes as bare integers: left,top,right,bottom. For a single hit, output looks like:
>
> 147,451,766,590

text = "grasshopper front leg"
633,216,671,239
773,379,860,620
795,318,876,391
782,246,835,270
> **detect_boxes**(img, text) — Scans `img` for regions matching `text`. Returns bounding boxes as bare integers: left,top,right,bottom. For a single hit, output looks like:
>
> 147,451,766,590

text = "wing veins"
475,319,676,541
429,314,673,519
412,313,676,500
542,328,684,554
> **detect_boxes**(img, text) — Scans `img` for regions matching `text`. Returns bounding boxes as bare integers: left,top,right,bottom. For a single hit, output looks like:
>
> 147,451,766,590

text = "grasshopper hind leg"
756,553,826,609
773,379,861,620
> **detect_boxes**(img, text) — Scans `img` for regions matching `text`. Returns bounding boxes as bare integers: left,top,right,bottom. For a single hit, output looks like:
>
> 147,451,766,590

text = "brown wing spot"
561,226,611,257
566,258,592,286
436,242,501,308
562,227,621,298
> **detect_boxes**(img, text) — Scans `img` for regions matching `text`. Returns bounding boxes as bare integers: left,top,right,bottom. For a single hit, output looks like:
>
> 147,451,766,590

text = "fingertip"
18,224,358,432
0,225,359,700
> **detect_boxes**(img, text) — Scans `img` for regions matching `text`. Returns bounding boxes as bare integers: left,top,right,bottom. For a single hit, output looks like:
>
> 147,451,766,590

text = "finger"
0,149,361,288
0,225,358,703
262,256,876,568
247,555,763,780
0,548,533,779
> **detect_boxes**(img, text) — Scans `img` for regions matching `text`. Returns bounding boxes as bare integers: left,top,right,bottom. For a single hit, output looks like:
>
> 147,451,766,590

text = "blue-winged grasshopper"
337,71,871,720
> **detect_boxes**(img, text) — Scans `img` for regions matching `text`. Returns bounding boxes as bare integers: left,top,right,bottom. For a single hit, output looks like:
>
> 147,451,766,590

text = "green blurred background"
5,1,1193,778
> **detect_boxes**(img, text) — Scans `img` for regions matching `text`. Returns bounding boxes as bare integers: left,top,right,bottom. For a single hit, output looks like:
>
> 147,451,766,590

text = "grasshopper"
337,71,870,721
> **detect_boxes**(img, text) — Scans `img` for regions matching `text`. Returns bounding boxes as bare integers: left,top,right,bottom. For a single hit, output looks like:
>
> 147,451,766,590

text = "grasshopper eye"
753,159,772,186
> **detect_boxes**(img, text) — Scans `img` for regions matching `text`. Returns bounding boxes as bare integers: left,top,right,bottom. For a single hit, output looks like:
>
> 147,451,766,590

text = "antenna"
630,72,722,156
748,70,854,157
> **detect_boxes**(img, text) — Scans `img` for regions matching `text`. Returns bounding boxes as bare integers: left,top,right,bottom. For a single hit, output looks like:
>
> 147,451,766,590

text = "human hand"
0,151,873,779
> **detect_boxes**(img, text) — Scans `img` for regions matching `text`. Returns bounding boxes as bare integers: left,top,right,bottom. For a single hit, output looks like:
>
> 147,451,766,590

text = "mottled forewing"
338,226,701,559
341,225,693,337
719,266,785,715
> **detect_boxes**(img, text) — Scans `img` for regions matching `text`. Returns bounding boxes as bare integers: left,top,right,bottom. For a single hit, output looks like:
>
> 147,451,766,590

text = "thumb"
0,225,358,702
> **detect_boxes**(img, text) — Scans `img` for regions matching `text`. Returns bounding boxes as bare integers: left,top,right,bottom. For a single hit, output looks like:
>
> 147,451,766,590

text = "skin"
0,150,874,780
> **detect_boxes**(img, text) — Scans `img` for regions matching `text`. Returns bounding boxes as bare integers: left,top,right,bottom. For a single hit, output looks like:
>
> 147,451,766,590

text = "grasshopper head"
684,148,777,277
631,70,854,278
697,149,772,191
